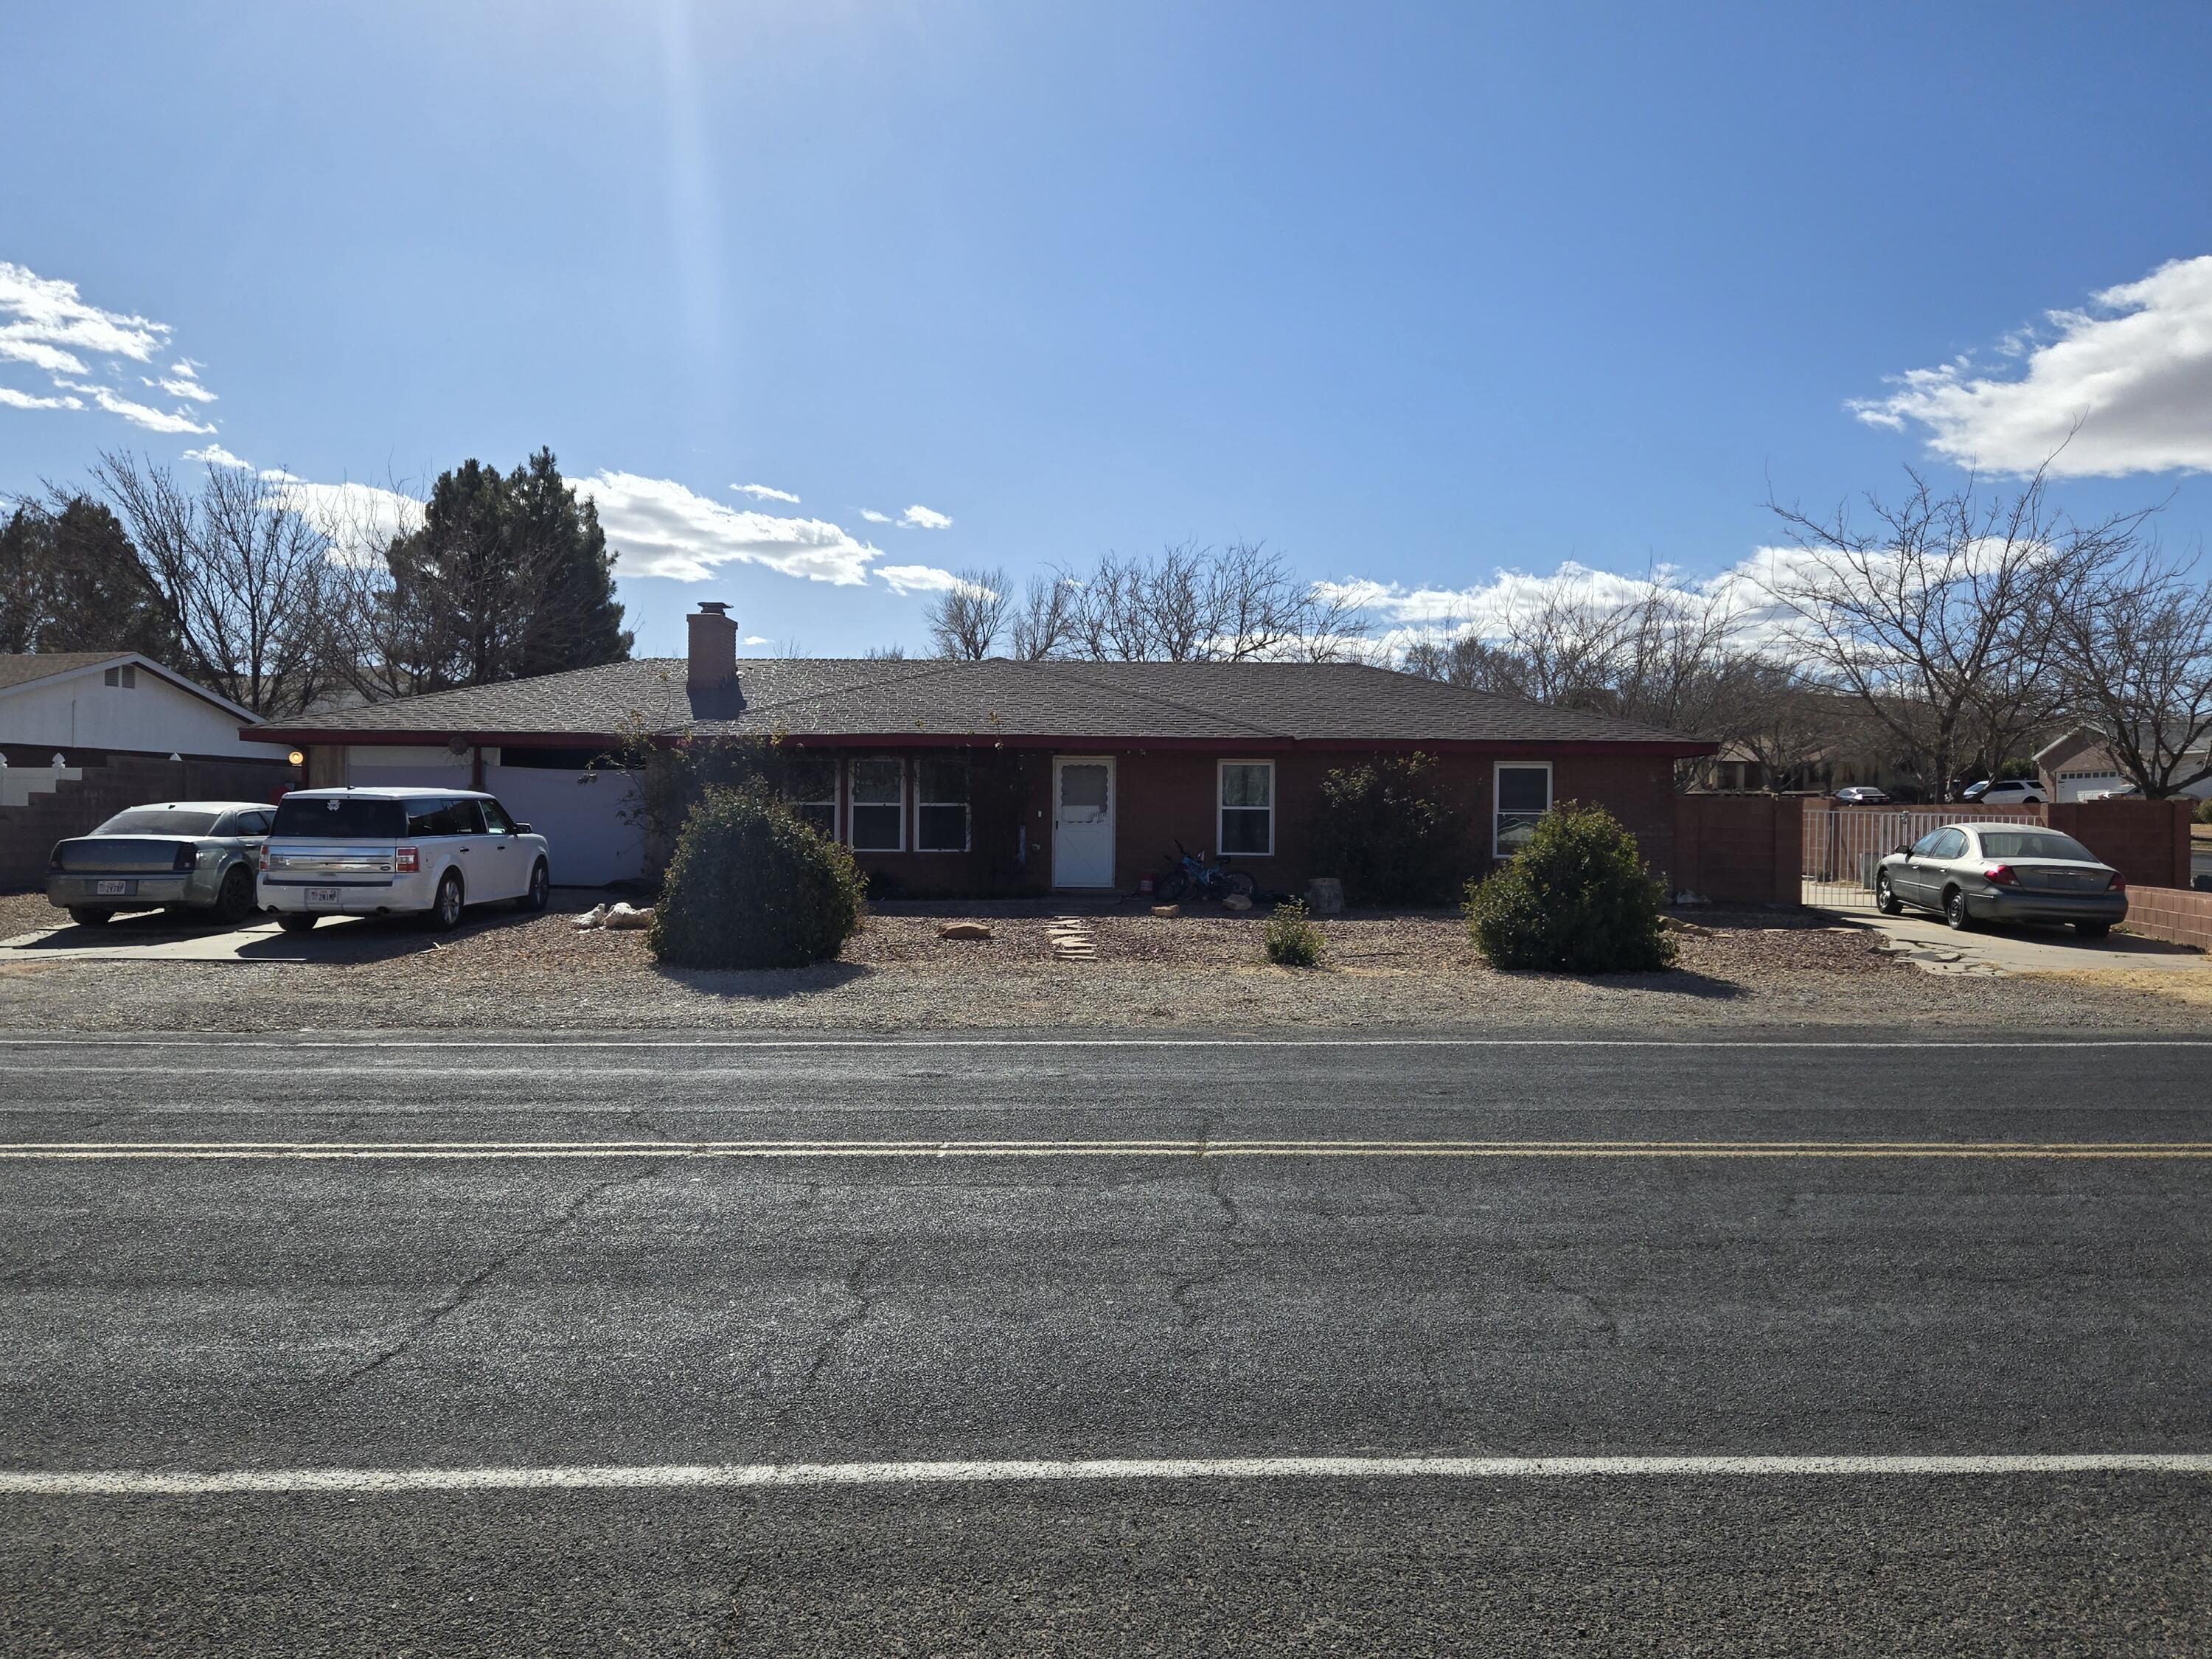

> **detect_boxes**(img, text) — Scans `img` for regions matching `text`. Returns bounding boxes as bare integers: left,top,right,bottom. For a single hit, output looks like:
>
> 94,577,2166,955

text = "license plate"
305,887,341,905
94,880,133,897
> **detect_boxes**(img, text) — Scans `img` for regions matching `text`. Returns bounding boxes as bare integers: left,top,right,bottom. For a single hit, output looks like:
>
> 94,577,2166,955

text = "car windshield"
1978,830,2098,862
270,796,408,839
92,808,220,836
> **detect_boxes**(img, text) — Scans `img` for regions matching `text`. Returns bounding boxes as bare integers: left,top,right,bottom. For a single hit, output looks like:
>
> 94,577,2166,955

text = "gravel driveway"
1,888,2202,1033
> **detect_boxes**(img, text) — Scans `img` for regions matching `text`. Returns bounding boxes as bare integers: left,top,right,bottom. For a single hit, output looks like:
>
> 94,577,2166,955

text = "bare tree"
1008,573,1078,660
91,451,342,717
2054,543,2212,796
1043,539,1367,663
925,567,1010,659
1759,465,2147,795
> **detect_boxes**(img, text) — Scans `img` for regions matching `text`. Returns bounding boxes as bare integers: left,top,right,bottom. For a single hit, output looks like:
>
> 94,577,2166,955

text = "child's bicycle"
1154,841,1257,904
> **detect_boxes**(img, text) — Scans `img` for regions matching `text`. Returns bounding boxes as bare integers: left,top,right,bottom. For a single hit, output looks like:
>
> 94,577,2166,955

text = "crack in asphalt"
334,1160,675,1390
802,1243,888,1389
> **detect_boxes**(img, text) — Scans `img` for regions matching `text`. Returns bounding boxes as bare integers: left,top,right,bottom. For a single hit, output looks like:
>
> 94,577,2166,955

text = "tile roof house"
248,602,1717,891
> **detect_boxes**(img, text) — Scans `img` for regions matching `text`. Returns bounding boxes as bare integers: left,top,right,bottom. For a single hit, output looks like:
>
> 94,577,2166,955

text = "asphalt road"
3,1034,2209,1655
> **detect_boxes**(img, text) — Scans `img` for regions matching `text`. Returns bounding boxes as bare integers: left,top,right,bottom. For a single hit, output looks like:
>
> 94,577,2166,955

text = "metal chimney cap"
698,601,731,616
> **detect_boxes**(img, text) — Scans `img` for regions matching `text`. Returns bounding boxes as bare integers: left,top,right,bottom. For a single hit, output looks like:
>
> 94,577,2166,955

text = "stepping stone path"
1048,917,1098,961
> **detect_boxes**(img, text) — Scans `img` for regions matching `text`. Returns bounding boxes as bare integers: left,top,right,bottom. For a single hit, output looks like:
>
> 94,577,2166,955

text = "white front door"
1051,756,1116,888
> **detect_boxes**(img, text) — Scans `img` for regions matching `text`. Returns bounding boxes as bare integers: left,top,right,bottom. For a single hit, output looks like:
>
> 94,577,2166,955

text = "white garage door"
482,764,644,887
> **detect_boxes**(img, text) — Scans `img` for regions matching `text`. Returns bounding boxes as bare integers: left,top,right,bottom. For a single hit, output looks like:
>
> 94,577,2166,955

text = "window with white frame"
784,757,838,840
848,757,905,852
916,758,970,852
1494,762,1552,856
1218,759,1274,857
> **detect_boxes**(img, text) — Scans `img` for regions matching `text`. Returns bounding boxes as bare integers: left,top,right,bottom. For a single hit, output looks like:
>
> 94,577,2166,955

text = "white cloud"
731,481,800,504
859,508,892,524
876,564,967,596
0,386,83,411
742,635,771,646
1853,254,2212,477
260,471,426,566
181,442,250,468
0,261,168,364
569,470,886,584
72,381,215,434
151,373,217,403
899,503,952,529
0,338,86,375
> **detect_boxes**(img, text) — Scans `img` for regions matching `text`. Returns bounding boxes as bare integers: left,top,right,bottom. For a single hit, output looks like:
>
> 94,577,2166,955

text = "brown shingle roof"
0,652,133,692
248,657,1711,750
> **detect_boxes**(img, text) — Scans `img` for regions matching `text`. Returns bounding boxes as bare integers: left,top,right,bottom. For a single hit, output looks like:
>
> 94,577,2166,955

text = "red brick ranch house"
247,603,1716,893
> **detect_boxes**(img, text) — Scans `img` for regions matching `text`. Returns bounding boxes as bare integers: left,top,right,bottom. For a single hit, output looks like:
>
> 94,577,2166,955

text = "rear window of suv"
270,797,408,839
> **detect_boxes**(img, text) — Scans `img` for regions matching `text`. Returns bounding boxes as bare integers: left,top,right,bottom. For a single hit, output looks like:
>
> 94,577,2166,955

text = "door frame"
1050,754,1117,890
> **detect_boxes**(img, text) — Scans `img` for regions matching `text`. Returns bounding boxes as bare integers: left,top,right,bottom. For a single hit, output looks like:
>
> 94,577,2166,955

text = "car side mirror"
515,823,533,835
1892,844,1912,857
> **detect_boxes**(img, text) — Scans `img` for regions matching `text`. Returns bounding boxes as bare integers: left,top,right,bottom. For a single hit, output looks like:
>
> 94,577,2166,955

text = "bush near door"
1465,801,1677,972
647,782,866,970
1308,751,1470,904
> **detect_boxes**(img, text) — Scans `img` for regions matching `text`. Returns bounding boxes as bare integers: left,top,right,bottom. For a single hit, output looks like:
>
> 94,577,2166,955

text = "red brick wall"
2048,799,2194,891
1672,795,1801,905
2122,886,2212,950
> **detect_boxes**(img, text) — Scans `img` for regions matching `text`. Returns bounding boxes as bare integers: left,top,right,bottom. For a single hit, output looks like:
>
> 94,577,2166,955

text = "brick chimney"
687,602,737,694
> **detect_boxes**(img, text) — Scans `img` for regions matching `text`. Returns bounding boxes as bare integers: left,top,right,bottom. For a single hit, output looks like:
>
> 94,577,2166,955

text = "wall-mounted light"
287,750,305,768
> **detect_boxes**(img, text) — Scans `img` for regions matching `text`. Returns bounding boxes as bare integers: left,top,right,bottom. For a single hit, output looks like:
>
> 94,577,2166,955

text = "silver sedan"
1875,822,2127,936
46,801,274,928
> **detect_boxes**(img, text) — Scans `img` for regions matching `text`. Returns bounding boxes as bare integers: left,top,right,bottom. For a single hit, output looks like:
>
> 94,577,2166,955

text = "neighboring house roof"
246,658,1714,753
2035,723,2212,769
0,651,260,725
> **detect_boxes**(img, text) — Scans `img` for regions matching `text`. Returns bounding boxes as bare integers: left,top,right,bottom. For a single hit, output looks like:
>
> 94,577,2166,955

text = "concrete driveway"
0,902,566,964
1848,909,2209,976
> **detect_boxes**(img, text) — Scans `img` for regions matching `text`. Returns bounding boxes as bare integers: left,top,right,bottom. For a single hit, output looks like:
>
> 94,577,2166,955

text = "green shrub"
647,782,866,970
2196,796,2212,826
1263,899,1325,968
1464,801,1677,972
1310,752,1470,904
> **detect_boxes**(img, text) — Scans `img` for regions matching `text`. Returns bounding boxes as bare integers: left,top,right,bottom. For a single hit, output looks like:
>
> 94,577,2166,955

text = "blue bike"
1155,840,1257,904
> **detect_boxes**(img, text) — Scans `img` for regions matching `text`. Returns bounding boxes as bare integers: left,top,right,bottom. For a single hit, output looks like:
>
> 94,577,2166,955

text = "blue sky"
4,1,2210,659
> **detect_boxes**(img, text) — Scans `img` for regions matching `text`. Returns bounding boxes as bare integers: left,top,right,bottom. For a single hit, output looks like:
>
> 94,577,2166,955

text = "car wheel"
428,870,465,931
515,859,549,912
1943,887,1973,931
66,907,114,927
2073,921,2112,938
1875,872,1902,915
210,865,256,928
276,914,319,934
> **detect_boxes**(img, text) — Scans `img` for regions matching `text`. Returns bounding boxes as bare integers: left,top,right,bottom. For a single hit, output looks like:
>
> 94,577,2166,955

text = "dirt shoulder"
1,889,2202,1034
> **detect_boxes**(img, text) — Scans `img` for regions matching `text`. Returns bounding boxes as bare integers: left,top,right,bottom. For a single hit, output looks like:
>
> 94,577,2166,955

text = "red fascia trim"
248,728,1714,759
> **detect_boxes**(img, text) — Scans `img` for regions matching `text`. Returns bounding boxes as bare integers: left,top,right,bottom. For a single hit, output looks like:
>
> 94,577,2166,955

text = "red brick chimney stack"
687,602,738,694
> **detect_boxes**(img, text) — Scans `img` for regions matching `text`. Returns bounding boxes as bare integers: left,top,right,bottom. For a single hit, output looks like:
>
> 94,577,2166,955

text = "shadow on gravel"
651,960,876,1000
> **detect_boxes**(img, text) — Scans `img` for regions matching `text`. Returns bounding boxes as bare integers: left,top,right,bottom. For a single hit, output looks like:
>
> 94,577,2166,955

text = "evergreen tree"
0,495,178,659
385,449,630,689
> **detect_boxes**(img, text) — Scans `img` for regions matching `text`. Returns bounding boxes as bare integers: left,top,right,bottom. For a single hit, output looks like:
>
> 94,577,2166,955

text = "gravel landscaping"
1,886,2204,1033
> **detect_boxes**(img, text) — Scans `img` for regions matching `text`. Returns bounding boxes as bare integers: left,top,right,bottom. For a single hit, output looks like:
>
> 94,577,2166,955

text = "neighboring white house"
0,652,265,760
2036,725,2212,801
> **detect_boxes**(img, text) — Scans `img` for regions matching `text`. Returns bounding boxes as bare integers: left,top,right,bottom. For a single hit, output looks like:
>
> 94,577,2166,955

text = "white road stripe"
6,1037,2211,1052
2,1453,2207,1497
3,1138,2207,1161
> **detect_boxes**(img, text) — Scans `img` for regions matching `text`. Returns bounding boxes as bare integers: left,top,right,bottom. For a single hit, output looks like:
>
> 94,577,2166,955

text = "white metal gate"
1801,807,2047,911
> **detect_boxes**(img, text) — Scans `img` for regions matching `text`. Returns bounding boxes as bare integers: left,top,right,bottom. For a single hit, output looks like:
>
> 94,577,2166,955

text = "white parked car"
258,787,550,933
1962,779,2046,805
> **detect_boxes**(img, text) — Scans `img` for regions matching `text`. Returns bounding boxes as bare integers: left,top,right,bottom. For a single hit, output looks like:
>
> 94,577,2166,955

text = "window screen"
1219,762,1273,856
917,759,969,852
1495,764,1552,855
783,758,838,839
849,759,905,852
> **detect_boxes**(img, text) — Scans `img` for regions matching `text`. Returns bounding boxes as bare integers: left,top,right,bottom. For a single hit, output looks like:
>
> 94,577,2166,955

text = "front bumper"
1966,888,2129,926
46,871,214,911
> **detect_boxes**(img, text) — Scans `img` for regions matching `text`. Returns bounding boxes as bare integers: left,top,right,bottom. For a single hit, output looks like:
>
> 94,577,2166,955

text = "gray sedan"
1875,822,2127,935
46,801,274,928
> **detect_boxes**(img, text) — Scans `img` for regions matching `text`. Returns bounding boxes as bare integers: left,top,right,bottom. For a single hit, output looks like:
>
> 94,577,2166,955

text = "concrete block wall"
1673,795,1801,905
2048,800,2195,891
2121,886,2212,950
0,754,294,888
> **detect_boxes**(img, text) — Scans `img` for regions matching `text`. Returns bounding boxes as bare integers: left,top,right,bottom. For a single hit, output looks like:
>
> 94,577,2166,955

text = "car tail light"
1983,863,2018,886
173,844,196,872
395,846,420,873
2108,871,2126,892
257,849,269,872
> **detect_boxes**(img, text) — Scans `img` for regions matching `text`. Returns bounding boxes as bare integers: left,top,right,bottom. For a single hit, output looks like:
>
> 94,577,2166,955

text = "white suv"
1969,779,2046,805
258,787,551,933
